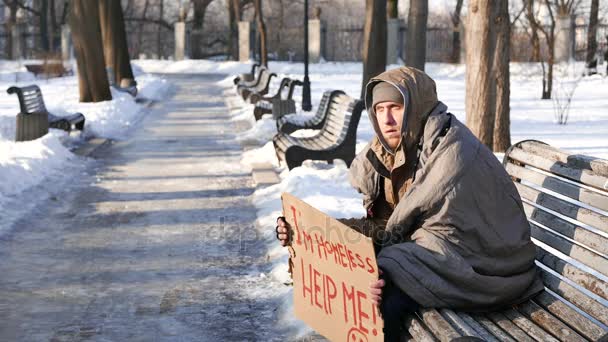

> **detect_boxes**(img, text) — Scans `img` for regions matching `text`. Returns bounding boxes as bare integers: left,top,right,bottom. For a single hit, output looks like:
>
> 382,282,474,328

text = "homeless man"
276,66,543,341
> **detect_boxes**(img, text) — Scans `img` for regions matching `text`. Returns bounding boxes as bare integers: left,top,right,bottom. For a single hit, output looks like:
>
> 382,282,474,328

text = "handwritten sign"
282,193,383,342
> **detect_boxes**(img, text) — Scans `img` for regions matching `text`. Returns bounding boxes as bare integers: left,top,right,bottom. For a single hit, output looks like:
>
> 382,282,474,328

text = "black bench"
237,67,276,103
7,85,85,139
233,63,260,85
272,92,364,170
253,78,302,121
276,90,344,135
402,140,608,341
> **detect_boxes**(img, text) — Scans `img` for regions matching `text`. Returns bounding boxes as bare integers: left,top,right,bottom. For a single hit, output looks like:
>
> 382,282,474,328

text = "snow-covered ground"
0,60,173,231
208,60,608,334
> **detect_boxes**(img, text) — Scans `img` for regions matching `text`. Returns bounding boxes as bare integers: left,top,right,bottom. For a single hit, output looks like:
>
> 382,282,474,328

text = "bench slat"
515,182,608,234
502,308,560,342
516,140,608,177
438,309,482,338
487,312,535,342
404,315,437,342
456,313,500,342
523,202,608,255
470,314,516,342
420,309,461,341
539,267,608,326
507,163,608,212
533,291,607,341
516,300,587,342
508,147,608,192
536,247,607,301
530,223,608,275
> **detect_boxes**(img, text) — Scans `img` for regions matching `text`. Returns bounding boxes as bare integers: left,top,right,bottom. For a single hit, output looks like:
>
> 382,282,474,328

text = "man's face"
374,101,405,150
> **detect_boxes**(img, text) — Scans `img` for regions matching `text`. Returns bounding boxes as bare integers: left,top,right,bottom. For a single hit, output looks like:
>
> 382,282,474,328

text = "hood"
364,67,439,156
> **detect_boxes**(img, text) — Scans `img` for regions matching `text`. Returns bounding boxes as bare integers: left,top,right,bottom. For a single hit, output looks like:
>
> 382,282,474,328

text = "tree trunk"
136,0,150,57
39,0,50,52
493,0,511,152
49,0,57,51
70,0,112,102
5,2,17,59
406,0,427,70
387,0,397,18
254,0,267,66
99,0,135,85
361,0,387,99
191,0,212,59
228,0,238,60
450,0,463,63
585,0,599,75
157,0,164,58
525,0,541,62
465,0,496,149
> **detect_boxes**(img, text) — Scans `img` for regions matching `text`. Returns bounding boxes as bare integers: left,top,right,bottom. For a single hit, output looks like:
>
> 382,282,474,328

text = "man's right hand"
276,216,291,247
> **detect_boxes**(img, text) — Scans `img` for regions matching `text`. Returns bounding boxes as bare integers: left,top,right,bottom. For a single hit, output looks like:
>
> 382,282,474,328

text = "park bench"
276,89,344,134
7,85,85,142
401,140,608,341
237,67,276,103
233,63,260,85
253,78,302,121
272,91,363,170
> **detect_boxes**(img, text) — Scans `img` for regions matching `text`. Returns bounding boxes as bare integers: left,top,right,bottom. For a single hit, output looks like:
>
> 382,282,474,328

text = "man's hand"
276,216,291,247
370,269,385,311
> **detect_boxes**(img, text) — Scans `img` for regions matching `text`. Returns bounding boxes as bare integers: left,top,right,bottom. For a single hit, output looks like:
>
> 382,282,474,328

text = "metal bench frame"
272,92,364,170
253,78,302,121
7,85,85,133
237,67,276,103
276,90,345,135
402,140,608,341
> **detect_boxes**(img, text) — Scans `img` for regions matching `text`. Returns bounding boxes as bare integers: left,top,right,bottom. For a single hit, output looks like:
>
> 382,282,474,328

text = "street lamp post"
302,0,312,111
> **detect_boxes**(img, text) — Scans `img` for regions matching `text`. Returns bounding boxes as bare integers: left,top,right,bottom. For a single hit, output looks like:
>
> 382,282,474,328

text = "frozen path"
0,74,292,341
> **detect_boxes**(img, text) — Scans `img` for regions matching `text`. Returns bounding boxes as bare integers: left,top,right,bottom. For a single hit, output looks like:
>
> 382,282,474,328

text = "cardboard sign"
282,193,383,342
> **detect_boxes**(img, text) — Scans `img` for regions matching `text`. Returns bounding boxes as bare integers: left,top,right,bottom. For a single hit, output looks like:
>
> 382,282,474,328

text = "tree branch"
124,17,174,31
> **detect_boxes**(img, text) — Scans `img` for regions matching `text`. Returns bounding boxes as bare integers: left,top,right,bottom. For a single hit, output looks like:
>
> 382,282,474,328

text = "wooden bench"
237,67,276,103
402,140,608,341
276,90,344,135
7,85,85,141
272,92,364,170
253,78,302,121
233,63,260,85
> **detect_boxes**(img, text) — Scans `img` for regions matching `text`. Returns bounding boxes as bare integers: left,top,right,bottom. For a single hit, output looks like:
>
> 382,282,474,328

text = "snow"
0,60,173,230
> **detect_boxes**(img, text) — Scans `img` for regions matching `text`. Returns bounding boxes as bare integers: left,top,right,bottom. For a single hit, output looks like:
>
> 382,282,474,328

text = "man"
277,67,543,341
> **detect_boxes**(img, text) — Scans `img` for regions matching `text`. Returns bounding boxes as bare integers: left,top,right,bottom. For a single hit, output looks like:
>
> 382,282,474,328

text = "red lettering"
326,275,337,315
314,233,328,260
313,268,323,310
356,290,370,334
302,230,314,254
290,206,302,245
365,257,376,274
342,283,357,325
346,249,356,271
355,253,365,269
301,258,313,304
337,244,348,268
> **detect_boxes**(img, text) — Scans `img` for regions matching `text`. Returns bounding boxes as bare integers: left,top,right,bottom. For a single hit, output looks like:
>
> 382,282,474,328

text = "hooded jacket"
348,67,543,311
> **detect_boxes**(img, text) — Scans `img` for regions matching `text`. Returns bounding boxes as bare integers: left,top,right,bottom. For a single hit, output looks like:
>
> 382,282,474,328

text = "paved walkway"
0,74,294,341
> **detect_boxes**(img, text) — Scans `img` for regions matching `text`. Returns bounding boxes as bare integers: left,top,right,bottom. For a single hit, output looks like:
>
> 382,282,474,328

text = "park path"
0,74,296,341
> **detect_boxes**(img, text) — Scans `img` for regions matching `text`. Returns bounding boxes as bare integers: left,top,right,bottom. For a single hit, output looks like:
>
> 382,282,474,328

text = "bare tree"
465,0,497,149
387,0,397,18
585,0,599,75
524,0,542,62
157,0,164,58
406,0,428,70
99,0,135,85
450,0,464,63
228,0,238,60
361,0,387,99
190,0,214,59
493,0,511,152
253,0,267,66
70,0,112,102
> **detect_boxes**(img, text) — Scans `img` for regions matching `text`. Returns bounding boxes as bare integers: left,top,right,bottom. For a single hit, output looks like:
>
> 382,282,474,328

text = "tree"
190,0,214,59
99,0,135,86
253,0,267,66
387,0,397,18
493,0,511,152
406,0,428,70
450,0,464,63
465,0,497,149
227,0,238,60
585,0,599,75
70,0,112,102
361,0,387,99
